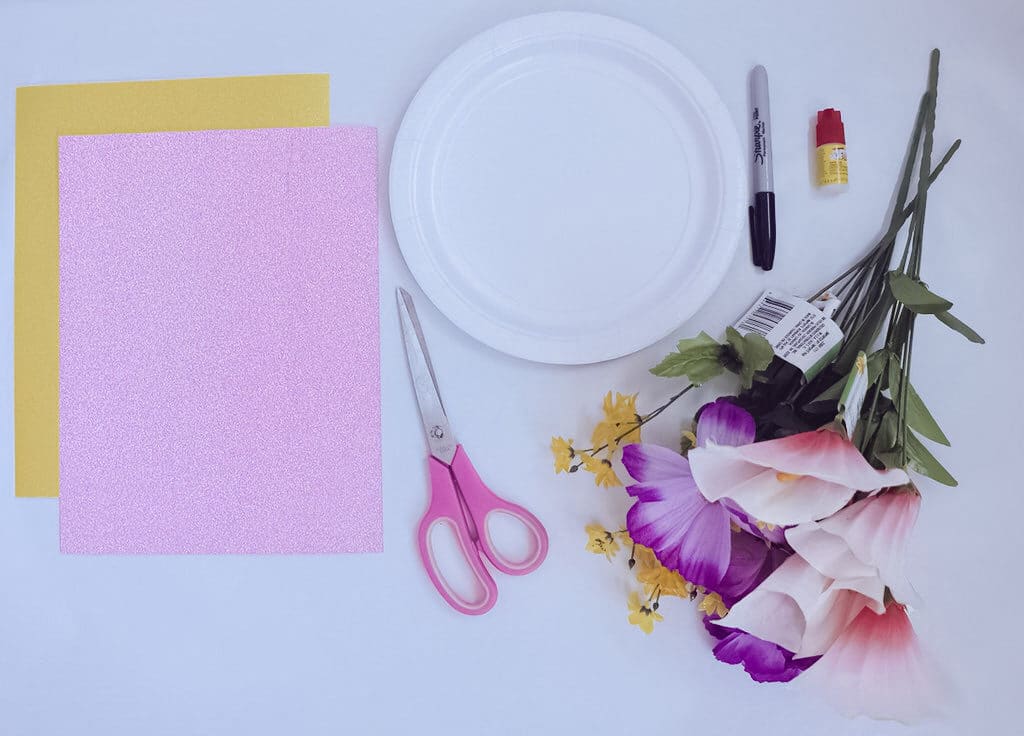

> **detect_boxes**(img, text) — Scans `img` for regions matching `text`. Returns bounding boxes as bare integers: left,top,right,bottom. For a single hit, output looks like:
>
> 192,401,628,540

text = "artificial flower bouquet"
552,50,980,723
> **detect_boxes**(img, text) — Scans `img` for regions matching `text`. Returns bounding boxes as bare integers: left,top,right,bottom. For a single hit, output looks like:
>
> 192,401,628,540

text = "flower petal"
621,443,692,483
798,578,882,657
785,524,877,581
788,488,921,606
670,502,733,588
714,531,787,607
690,429,908,525
691,450,868,526
799,604,953,723
689,443,766,499
714,631,794,682
721,498,789,544
732,429,909,490
696,399,756,448
716,555,877,657
716,554,827,653
625,470,731,589
705,616,818,683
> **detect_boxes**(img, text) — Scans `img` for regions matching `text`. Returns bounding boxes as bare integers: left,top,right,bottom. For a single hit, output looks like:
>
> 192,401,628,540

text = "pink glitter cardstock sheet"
58,127,381,554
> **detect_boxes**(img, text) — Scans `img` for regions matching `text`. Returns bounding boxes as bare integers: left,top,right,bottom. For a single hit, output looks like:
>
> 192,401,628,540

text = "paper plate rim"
390,11,745,364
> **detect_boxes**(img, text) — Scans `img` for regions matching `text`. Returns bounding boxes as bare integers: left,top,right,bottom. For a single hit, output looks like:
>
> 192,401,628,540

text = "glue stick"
815,108,848,191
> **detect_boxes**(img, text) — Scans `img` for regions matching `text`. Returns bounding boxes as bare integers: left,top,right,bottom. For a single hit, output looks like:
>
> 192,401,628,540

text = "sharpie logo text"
752,109,767,166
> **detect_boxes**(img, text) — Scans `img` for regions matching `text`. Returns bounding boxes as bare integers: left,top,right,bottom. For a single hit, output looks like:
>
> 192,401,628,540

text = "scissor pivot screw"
430,425,445,439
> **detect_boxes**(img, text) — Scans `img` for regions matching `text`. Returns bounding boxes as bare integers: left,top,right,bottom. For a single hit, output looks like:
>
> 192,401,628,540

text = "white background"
1,1,1020,734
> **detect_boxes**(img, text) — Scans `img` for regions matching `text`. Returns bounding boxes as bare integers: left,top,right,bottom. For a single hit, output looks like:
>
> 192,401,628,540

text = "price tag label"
734,290,843,378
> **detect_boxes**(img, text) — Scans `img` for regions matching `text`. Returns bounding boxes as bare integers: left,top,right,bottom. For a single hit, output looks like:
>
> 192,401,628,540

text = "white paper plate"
390,12,744,364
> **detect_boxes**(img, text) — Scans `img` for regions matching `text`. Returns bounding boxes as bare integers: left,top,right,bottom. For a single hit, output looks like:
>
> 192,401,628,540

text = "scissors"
397,288,549,615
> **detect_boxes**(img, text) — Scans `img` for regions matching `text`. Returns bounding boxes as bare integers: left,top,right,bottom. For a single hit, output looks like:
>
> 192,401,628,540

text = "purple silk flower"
620,398,757,589
716,527,791,608
704,614,819,683
622,400,816,683
705,529,817,683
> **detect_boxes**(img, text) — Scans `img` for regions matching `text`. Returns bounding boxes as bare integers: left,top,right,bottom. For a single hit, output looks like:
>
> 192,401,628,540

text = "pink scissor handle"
449,446,549,577
419,455,499,616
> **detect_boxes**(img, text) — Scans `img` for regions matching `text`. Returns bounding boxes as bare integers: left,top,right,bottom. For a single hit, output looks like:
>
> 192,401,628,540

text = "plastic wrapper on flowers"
551,49,979,724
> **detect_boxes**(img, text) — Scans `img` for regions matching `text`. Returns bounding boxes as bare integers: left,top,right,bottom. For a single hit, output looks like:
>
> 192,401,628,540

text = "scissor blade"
397,288,457,464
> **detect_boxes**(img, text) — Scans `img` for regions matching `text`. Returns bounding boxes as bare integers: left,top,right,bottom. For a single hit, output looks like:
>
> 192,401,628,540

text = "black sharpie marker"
749,65,776,270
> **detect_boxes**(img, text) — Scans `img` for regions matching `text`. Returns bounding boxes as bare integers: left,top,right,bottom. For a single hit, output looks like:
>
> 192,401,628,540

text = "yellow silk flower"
698,592,729,618
634,546,691,598
627,591,663,634
591,391,641,450
580,453,621,487
584,524,621,560
550,436,575,474
680,429,698,454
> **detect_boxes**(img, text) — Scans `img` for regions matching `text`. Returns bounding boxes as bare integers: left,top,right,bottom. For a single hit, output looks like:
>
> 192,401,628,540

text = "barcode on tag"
734,290,844,378
735,294,797,337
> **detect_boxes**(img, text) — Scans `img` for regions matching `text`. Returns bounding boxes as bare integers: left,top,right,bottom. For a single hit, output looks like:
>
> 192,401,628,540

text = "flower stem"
808,138,960,303
577,383,696,455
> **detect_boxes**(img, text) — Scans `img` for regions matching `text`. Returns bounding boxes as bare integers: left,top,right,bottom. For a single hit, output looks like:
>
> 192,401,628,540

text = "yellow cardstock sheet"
15,74,330,497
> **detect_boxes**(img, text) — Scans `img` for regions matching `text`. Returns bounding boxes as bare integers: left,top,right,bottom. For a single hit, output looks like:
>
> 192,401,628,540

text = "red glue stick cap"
816,108,845,146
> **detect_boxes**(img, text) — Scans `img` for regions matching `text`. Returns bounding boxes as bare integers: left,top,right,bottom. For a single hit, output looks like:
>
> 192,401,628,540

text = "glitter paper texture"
58,127,381,554
14,74,330,498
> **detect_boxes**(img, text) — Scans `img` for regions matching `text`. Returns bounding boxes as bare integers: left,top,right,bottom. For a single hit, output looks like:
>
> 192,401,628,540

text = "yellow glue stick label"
816,143,848,186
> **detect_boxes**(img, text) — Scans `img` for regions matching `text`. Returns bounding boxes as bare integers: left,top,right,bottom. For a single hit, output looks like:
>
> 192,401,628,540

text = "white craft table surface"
0,1,1019,734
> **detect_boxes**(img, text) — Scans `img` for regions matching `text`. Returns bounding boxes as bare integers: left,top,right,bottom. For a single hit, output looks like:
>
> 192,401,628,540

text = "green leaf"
675,332,721,354
906,383,951,445
649,332,724,384
887,361,950,446
905,430,958,486
935,310,985,344
813,377,845,403
887,272,953,314
875,450,904,470
724,327,774,389
853,412,877,451
649,352,724,383
876,409,899,452
864,409,900,468
874,416,957,485
866,349,891,388
887,359,901,402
